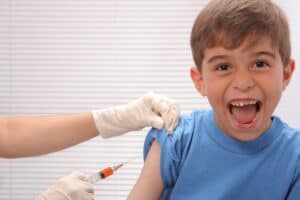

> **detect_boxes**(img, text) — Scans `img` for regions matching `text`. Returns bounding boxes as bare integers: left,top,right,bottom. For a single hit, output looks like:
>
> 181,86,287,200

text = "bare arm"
0,113,98,158
0,93,180,159
128,140,164,200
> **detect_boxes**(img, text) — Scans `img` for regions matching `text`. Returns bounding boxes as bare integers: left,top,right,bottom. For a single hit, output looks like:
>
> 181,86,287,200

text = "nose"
232,70,255,92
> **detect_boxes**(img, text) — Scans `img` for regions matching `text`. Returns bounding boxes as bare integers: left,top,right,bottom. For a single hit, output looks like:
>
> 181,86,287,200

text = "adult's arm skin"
0,113,98,158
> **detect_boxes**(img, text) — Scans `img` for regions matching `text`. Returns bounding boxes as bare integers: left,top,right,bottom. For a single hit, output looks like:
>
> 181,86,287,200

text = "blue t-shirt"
144,110,300,200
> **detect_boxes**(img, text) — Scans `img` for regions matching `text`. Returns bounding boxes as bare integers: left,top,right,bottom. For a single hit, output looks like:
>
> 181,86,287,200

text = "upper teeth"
231,100,257,107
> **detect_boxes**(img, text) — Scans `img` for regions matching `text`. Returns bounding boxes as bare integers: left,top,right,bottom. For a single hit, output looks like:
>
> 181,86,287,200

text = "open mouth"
228,99,262,126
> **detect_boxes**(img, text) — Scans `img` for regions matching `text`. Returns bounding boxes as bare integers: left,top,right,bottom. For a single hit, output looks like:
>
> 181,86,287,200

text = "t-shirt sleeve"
143,115,194,196
287,161,300,199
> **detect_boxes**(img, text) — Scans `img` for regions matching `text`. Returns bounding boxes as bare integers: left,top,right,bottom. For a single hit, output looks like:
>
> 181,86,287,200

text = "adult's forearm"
0,113,98,158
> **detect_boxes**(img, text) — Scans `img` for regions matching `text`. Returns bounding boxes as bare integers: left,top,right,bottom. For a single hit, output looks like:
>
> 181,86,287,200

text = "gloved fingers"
37,171,94,200
69,171,92,182
161,103,181,133
147,104,180,132
82,193,94,200
162,106,180,133
69,171,89,181
66,171,94,194
148,115,165,130
80,177,94,193
74,172,94,192
79,181,94,194
150,95,180,133
148,93,171,114
56,187,93,200
146,93,175,115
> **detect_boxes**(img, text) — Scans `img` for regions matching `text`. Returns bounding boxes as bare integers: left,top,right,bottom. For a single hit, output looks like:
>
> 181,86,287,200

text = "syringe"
87,162,125,184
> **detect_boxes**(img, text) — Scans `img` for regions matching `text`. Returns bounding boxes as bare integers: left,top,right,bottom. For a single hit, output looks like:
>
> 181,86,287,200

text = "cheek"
259,79,282,110
205,82,226,104
266,85,282,100
261,72,284,96
206,78,227,93
202,73,230,103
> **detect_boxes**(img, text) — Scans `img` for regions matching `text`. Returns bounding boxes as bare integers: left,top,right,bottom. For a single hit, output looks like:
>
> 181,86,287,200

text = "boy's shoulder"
143,108,210,148
146,109,211,136
271,116,300,169
274,115,300,141
164,109,212,140
143,109,212,159
275,116,300,150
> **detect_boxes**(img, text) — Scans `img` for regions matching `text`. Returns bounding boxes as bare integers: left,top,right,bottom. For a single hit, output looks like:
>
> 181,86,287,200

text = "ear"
282,59,295,91
190,67,207,96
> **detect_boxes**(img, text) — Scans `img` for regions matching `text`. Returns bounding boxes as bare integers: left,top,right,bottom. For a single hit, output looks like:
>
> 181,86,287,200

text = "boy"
128,0,300,199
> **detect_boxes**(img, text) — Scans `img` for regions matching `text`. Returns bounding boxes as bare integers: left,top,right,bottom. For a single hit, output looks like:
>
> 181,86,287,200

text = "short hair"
190,0,291,70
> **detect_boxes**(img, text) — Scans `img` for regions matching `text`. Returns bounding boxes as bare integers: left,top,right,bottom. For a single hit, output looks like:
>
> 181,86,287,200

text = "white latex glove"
36,171,93,200
92,92,180,138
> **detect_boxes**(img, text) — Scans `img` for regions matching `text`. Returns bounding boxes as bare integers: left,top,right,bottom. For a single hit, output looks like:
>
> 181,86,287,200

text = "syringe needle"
112,162,124,171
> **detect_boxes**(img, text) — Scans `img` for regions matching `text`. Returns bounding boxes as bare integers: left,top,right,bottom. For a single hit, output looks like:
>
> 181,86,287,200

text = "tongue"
231,104,257,124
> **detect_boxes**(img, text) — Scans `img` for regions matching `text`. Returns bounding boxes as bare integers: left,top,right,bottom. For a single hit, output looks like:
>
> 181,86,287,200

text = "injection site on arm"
128,140,164,200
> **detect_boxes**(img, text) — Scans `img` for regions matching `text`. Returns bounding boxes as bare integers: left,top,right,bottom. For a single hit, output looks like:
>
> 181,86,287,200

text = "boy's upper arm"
129,114,195,199
287,163,300,200
128,140,163,200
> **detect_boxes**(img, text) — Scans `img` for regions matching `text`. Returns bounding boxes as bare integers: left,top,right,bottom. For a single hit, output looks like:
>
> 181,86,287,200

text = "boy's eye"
216,64,230,71
255,60,269,68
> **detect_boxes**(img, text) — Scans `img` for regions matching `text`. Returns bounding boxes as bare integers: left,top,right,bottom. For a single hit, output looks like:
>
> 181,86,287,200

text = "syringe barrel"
87,162,125,184
87,167,114,184
100,167,114,178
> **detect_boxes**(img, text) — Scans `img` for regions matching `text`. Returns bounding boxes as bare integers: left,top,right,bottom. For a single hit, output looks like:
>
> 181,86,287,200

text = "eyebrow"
207,50,276,64
252,51,276,59
207,55,228,64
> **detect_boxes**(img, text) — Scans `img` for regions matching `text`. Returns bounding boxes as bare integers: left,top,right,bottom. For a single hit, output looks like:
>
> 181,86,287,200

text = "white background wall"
273,0,300,127
0,0,299,199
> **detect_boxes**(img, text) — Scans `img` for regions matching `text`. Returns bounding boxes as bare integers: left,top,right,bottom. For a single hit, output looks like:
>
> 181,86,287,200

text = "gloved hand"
36,171,93,200
92,92,180,138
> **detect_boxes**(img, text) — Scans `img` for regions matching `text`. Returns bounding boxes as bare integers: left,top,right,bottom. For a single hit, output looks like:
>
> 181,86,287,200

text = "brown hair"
190,0,291,70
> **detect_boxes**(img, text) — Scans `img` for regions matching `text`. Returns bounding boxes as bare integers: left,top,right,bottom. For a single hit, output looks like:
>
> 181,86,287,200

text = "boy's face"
190,36,295,141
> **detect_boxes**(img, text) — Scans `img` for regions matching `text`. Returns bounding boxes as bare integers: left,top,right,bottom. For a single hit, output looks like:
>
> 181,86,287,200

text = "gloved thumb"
149,115,165,130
